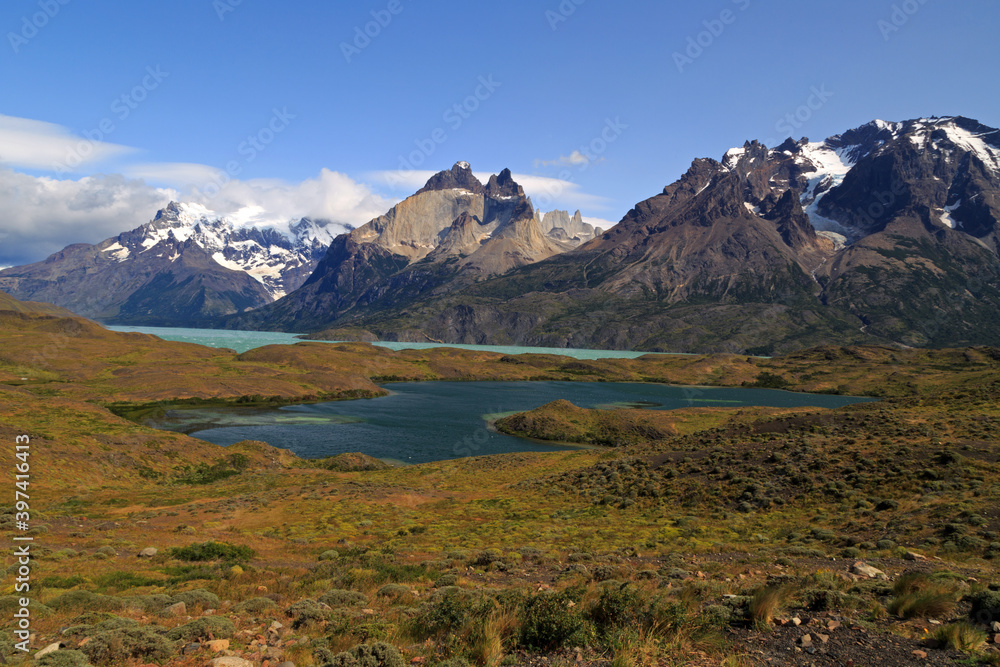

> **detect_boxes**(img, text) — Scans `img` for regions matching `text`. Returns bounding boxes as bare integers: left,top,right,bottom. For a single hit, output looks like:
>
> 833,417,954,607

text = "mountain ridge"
262,116,1000,354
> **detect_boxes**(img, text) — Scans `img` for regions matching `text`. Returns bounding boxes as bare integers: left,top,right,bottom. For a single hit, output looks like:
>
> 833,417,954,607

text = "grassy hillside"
2,312,1000,666
0,290,77,317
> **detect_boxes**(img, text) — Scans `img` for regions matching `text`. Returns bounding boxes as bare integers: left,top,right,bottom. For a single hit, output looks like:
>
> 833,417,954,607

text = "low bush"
319,589,369,607
286,599,328,628
170,588,220,609
519,590,585,651
318,641,405,667
235,596,279,613
166,616,235,641
35,650,93,667
970,590,1000,624
81,626,174,665
168,541,254,563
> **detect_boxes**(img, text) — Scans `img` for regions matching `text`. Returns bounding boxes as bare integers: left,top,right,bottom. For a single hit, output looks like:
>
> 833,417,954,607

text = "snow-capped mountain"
247,116,1000,353
111,202,342,299
0,202,347,325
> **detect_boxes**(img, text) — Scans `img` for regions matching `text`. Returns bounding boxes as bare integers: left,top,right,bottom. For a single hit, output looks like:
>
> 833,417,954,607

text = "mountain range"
229,116,1000,353
0,202,342,325
2,116,998,352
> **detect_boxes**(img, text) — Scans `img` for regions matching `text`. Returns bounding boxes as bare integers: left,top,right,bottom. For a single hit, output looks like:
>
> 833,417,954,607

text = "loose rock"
851,561,888,580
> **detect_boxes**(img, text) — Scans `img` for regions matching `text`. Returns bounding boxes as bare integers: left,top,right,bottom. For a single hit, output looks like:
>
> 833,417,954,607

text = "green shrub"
94,571,161,591
519,591,584,651
472,549,503,567
121,594,172,612
376,584,411,600
969,590,1000,624
319,549,340,561
586,584,640,634
419,588,473,634
40,575,87,589
81,626,174,665
170,589,220,609
286,599,328,628
319,589,369,607
46,591,122,612
319,641,405,667
802,589,866,612
169,541,254,563
166,616,235,641
90,617,139,633
234,596,279,613
434,574,458,588
35,650,93,667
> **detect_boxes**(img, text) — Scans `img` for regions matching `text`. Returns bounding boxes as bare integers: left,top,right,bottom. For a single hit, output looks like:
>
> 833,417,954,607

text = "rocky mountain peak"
484,168,525,199
416,161,485,195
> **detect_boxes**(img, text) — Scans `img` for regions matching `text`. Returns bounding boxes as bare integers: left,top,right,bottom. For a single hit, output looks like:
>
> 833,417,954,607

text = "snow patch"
939,201,962,229
797,142,857,236
102,242,131,262
722,147,746,170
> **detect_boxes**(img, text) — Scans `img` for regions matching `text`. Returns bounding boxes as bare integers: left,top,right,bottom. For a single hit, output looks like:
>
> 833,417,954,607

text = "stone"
181,642,201,654
35,642,63,658
851,561,887,579
138,547,157,558
211,658,255,667
277,663,296,667
904,551,927,561
791,617,802,626
207,639,231,652
165,601,186,616
912,650,927,659
799,634,812,646
993,621,1000,633
827,620,842,631
993,633,1000,644
269,621,283,630
817,633,829,643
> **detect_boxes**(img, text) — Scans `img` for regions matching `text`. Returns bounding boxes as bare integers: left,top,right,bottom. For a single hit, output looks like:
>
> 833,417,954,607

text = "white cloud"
0,170,177,266
533,150,602,168
0,166,397,267
182,168,397,229
0,114,135,171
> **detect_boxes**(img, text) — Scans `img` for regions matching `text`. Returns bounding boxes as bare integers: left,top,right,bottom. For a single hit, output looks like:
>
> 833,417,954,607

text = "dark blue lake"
156,381,873,465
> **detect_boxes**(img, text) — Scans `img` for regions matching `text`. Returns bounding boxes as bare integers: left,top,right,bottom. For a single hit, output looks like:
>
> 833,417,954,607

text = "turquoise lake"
103,325,671,358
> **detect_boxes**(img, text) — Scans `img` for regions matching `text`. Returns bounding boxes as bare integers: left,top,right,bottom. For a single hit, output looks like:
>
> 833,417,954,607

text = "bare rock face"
535,209,601,246
229,163,570,332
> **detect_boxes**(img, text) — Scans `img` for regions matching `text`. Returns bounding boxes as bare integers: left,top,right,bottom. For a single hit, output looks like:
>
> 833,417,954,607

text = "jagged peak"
484,168,526,199
415,161,484,195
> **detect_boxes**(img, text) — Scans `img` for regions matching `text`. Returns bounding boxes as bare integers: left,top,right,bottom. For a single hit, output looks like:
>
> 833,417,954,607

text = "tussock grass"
887,572,960,619
933,622,987,652
748,586,788,630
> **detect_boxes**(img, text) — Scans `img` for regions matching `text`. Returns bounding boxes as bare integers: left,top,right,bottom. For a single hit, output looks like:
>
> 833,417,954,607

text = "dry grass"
933,622,987,652
748,586,788,631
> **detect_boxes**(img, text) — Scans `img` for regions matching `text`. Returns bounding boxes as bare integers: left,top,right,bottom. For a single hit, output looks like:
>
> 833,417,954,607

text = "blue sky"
1,0,998,265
